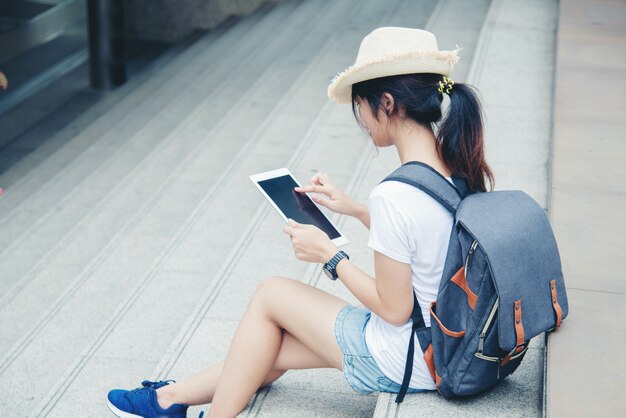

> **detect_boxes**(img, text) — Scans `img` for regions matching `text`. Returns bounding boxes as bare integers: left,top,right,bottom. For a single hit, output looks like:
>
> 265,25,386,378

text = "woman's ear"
381,92,395,115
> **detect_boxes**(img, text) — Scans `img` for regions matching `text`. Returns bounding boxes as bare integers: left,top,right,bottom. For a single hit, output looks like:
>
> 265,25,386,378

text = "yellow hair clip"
438,76,455,95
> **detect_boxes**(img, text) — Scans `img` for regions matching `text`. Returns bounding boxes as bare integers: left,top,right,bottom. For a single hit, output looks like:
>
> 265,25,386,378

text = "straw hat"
327,27,460,104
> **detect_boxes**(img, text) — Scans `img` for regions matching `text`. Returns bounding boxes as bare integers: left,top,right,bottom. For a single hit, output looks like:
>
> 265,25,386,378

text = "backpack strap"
381,161,469,214
383,162,469,403
396,293,424,403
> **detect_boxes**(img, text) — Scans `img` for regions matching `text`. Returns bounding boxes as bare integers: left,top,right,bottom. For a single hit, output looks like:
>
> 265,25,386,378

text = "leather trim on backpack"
502,300,525,366
430,303,466,338
450,266,478,310
550,279,563,328
423,344,436,382
513,300,525,350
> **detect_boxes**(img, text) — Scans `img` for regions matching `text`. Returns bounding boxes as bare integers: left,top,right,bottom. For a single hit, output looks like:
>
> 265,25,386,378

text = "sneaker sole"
106,398,143,418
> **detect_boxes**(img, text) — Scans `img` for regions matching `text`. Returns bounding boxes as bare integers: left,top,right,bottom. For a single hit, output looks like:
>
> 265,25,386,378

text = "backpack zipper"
475,298,500,380
464,240,479,273
476,297,499,358
474,297,528,380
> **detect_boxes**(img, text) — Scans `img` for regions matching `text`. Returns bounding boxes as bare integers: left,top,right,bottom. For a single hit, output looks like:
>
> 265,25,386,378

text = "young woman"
106,27,493,418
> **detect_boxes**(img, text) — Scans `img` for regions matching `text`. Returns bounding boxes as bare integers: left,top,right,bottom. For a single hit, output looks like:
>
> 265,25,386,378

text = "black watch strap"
323,251,349,280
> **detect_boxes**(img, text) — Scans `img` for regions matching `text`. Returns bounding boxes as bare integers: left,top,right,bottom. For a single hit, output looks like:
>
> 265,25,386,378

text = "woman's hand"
294,173,356,215
295,173,370,229
283,219,337,264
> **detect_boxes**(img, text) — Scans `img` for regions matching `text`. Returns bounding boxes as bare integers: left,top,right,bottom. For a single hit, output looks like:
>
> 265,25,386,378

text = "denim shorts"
333,305,427,395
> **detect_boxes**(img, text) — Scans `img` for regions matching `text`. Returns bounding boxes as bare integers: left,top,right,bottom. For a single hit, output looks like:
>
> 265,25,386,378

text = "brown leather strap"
550,279,563,329
502,300,525,367
450,266,478,310
423,344,436,382
430,303,466,338
514,300,524,352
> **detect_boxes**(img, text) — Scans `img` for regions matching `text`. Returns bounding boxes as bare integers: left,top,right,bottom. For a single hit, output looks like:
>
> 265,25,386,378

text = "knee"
254,276,291,299
249,276,293,310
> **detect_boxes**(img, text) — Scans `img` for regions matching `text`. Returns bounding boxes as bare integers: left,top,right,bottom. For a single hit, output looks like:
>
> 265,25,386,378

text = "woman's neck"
392,119,452,177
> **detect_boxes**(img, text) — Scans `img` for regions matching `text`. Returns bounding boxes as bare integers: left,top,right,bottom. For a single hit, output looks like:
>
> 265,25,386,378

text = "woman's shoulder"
370,180,440,205
369,180,453,219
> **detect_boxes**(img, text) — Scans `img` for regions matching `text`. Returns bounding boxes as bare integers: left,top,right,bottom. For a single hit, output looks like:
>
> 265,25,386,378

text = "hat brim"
327,49,460,104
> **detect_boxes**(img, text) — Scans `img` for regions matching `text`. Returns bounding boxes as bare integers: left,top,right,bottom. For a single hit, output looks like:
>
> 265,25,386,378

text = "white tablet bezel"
249,168,348,247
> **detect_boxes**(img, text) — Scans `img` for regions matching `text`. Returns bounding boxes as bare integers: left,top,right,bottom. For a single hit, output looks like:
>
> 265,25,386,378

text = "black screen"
258,175,341,239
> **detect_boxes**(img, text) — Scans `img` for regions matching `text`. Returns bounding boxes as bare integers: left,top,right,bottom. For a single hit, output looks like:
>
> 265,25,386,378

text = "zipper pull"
478,332,485,354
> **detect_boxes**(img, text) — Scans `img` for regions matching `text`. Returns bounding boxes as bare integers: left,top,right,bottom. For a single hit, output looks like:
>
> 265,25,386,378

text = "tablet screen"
258,175,341,239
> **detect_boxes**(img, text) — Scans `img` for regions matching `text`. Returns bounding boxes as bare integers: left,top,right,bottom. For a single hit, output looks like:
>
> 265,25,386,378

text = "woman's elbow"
381,308,412,327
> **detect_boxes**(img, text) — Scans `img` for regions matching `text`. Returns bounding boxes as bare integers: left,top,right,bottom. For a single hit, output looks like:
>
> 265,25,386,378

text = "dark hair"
351,73,494,193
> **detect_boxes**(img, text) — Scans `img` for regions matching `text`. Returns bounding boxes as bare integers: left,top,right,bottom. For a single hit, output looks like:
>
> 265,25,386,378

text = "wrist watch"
323,251,349,280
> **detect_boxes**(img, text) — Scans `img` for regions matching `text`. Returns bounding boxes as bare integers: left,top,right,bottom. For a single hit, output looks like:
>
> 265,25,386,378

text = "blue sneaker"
106,380,189,418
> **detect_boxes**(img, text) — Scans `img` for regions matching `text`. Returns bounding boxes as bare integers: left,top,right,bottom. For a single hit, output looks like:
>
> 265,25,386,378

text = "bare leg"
156,330,333,407
156,276,349,416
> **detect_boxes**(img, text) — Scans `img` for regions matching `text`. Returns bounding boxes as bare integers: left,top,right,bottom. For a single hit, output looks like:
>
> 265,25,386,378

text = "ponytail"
437,83,494,192
352,74,494,193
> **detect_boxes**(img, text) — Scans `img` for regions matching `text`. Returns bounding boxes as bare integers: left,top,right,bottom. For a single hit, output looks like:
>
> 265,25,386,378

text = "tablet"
250,168,348,246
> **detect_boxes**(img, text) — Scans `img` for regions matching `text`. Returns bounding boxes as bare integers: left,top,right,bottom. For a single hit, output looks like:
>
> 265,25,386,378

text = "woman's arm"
283,219,412,325
335,251,413,326
351,201,371,230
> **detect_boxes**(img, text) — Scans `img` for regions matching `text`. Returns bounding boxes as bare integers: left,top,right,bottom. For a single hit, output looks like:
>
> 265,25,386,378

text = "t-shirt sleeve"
367,190,413,264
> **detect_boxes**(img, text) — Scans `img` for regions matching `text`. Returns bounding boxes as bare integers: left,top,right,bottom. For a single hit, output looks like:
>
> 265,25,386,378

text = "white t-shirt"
364,179,453,390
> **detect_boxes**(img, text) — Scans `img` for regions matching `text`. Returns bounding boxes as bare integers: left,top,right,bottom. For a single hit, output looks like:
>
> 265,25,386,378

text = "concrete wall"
124,0,286,42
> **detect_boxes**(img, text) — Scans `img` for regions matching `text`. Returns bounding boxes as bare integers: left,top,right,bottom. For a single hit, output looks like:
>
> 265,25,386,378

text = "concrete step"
546,0,626,416
0,27,221,217
374,0,557,416
0,35,225,246
0,1,322,415
0,4,278,263
0,38,174,176
34,0,412,416
0,0,300,342
0,4,281,228
468,0,558,209
0,0,378,416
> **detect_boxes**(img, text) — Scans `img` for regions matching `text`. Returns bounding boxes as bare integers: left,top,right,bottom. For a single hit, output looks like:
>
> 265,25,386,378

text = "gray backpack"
382,162,569,402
